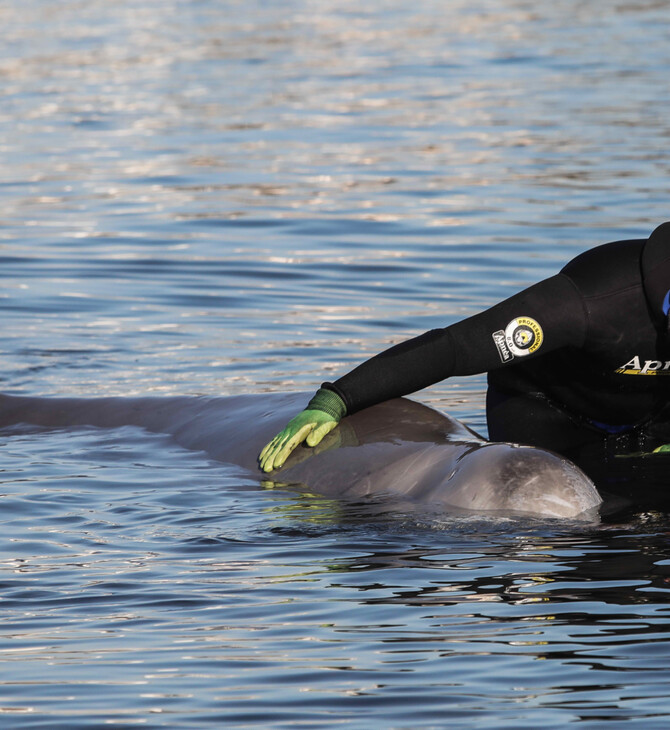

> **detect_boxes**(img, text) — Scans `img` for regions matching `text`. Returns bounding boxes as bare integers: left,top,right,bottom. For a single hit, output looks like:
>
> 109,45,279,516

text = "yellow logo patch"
504,316,543,358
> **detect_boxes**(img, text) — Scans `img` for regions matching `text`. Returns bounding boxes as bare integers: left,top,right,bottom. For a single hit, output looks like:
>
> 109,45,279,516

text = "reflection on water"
1,0,670,726
2,424,670,726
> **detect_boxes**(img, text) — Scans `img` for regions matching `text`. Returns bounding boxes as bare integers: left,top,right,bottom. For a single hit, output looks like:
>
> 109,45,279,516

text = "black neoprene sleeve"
324,328,459,414
324,273,587,414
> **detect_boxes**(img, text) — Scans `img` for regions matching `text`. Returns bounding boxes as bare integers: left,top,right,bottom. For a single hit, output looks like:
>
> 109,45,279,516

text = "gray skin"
0,392,602,519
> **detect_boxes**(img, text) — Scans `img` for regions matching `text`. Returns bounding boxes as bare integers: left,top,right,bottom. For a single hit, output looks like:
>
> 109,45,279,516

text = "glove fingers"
258,407,342,473
259,430,289,468
259,432,289,472
273,423,315,469
259,437,279,463
306,419,337,447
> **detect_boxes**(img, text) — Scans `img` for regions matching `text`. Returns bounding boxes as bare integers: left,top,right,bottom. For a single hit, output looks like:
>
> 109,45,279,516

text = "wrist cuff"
307,388,347,420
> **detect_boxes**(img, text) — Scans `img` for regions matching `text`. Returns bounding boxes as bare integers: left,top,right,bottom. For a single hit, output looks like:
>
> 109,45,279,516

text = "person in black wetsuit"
259,222,670,474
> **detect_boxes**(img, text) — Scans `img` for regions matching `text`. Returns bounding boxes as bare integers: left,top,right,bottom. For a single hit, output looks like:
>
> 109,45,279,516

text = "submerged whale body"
0,392,602,519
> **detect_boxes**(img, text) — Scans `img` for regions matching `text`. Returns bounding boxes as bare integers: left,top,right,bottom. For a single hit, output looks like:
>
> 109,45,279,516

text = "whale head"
428,442,602,518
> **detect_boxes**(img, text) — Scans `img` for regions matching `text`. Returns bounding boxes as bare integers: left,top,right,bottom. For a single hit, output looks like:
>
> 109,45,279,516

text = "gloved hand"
258,388,347,473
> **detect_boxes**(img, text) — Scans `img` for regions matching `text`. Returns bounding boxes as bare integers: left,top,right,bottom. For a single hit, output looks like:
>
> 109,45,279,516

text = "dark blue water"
1,0,670,726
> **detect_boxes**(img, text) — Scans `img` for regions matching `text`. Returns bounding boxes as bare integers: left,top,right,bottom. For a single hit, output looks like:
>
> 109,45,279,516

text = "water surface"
1,0,670,726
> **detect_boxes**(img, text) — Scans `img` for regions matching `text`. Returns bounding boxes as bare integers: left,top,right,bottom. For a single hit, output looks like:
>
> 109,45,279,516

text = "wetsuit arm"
324,273,587,414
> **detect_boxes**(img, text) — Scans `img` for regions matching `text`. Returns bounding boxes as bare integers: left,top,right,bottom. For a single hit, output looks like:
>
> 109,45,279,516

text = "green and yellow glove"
258,388,347,473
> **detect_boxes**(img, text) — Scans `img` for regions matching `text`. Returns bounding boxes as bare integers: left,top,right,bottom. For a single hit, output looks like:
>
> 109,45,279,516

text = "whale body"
0,392,602,519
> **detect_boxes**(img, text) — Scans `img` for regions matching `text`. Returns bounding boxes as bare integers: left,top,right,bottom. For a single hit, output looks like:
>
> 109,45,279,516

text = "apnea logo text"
616,356,670,375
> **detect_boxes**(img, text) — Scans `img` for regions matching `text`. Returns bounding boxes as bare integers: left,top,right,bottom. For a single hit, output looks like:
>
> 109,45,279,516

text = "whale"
0,392,602,519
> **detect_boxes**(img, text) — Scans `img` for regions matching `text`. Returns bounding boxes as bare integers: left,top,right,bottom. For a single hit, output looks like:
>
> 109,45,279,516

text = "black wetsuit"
323,223,670,458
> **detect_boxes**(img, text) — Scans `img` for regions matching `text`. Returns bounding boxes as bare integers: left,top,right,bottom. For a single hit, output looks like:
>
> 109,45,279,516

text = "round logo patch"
504,316,543,357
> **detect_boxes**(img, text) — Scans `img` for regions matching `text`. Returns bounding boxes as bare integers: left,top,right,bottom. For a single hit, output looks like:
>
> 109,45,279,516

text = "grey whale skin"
0,392,601,519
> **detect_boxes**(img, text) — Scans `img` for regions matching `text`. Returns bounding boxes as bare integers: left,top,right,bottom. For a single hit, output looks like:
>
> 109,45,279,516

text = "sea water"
1,0,670,727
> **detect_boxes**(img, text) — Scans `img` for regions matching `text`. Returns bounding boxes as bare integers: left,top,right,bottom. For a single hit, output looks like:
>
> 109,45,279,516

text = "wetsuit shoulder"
560,238,645,297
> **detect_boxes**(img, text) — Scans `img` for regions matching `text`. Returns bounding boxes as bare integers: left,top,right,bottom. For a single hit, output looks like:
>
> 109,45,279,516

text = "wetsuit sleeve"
324,273,587,414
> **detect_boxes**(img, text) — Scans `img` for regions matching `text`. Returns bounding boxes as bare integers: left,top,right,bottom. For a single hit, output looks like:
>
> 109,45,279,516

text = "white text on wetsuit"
616,356,670,375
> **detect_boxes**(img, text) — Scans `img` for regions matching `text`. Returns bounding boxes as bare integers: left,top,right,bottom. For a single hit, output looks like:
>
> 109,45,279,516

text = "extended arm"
259,273,586,472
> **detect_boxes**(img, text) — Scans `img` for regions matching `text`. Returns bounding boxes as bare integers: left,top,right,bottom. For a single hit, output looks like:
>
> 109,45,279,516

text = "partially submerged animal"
0,392,602,519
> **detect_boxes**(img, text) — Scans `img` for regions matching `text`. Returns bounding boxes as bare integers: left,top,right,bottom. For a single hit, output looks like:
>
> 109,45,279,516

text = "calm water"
1,0,670,726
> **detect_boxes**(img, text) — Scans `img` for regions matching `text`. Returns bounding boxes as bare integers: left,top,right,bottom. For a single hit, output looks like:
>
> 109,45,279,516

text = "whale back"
253,397,601,518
